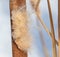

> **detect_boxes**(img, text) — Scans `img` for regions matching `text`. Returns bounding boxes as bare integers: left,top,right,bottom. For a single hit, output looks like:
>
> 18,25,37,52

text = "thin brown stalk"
32,0,51,38
36,10,51,37
58,0,60,57
31,1,58,57
31,0,58,45
47,0,57,57
35,7,58,45
36,10,58,45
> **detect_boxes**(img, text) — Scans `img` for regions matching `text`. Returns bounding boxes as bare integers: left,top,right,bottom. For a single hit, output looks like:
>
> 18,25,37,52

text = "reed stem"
31,0,58,57
47,0,57,57
31,0,58,45
58,0,60,57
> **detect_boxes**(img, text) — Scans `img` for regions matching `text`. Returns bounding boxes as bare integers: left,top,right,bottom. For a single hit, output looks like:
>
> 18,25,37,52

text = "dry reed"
47,0,57,57
31,0,58,57
31,0,51,37
58,0,60,57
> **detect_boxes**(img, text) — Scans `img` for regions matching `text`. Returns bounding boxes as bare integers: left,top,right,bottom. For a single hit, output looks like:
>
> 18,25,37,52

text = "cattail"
11,8,32,52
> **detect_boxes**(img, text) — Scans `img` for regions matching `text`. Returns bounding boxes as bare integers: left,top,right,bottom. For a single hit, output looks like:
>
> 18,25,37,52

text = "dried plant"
58,0,60,57
47,0,57,57
10,0,58,57
11,8,32,52
31,0,58,57
31,0,52,40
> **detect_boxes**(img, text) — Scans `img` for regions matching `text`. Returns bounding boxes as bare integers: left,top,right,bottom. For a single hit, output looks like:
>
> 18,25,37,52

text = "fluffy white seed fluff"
12,9,32,51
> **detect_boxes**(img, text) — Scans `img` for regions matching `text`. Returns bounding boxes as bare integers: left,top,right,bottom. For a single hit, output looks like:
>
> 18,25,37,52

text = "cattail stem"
58,0,60,57
47,0,57,57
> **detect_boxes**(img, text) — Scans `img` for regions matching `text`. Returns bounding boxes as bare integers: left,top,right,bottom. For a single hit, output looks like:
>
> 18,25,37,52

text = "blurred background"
0,0,58,57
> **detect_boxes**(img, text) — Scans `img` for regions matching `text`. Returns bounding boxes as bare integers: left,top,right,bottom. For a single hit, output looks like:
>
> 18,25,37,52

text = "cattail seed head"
12,8,32,52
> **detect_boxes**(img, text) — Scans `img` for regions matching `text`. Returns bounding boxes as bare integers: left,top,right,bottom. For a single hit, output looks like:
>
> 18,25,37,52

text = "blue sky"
0,0,58,57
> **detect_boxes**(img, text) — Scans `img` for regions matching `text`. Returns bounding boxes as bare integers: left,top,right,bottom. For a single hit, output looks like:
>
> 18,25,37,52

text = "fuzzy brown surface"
10,0,27,57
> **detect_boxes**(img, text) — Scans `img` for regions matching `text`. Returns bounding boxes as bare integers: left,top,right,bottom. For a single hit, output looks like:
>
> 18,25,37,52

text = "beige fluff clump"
12,9,32,51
